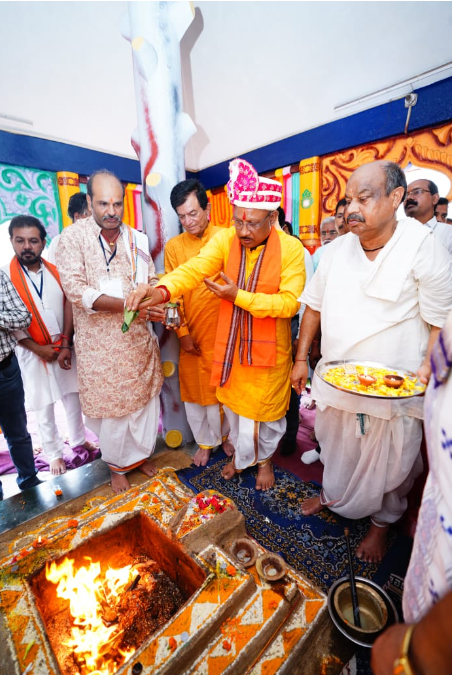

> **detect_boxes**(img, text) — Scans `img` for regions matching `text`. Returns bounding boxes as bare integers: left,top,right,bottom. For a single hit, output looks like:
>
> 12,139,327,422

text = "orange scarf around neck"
10,257,63,346
210,226,281,388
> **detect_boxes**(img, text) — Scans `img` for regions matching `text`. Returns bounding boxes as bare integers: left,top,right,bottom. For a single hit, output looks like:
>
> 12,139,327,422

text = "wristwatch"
393,624,416,675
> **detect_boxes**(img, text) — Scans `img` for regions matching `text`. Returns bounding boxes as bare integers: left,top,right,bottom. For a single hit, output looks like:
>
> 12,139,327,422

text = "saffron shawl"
9,257,63,346
211,226,281,388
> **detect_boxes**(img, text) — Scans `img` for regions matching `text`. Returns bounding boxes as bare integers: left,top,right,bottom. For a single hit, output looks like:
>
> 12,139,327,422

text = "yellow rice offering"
323,365,426,397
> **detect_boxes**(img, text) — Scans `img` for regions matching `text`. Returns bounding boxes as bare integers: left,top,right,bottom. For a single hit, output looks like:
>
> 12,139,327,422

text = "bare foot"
110,471,130,494
50,458,67,476
221,462,237,480
222,438,235,457
356,523,390,563
256,462,275,491
139,459,158,477
82,440,99,451
300,495,325,516
193,447,211,467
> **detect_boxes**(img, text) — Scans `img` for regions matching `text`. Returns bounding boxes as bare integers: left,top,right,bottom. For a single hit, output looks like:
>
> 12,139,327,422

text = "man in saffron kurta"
56,171,163,494
128,159,306,490
166,179,231,467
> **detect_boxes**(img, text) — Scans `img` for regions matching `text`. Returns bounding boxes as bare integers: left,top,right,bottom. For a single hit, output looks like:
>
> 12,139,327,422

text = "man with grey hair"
311,216,338,271
291,160,451,563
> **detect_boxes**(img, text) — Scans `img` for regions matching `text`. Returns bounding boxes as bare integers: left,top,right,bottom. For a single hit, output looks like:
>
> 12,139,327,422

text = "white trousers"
35,392,86,461
85,394,160,472
223,406,286,471
184,402,230,449
317,406,423,523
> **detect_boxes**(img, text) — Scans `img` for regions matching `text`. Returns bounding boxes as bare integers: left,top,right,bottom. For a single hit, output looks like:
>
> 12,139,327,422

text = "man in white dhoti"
56,170,164,494
291,160,451,563
6,215,97,476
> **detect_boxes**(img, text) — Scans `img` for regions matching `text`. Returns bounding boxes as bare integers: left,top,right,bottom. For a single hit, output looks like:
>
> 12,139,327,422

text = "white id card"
99,277,124,299
40,309,61,336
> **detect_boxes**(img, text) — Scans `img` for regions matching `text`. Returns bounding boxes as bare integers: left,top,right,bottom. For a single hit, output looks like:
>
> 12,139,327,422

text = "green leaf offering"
121,307,138,333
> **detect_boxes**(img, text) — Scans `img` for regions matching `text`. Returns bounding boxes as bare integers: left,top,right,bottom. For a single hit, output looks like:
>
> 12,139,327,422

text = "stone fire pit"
0,468,344,675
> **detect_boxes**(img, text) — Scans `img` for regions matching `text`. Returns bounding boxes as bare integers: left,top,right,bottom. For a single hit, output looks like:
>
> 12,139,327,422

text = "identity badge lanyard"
22,264,44,300
99,234,118,274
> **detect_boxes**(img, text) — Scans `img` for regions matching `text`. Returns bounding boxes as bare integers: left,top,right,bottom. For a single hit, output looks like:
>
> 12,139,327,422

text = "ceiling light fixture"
0,113,33,126
334,62,451,114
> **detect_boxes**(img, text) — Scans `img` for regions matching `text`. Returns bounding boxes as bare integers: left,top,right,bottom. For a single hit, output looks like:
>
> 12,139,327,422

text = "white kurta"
4,263,79,411
301,218,451,521
425,214,452,255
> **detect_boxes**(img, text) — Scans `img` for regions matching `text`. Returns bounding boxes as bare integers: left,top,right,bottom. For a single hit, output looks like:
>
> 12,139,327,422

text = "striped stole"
211,226,281,388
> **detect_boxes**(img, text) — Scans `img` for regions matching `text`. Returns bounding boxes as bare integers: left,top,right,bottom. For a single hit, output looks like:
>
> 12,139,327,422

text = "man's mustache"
347,213,365,224
102,215,121,222
405,200,417,208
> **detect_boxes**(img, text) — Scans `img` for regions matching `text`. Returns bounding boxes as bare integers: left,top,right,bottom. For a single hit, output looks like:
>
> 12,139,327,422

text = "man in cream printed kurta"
56,170,163,494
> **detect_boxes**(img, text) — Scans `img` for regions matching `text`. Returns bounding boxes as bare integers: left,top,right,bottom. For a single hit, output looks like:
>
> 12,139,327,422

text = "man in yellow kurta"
166,179,232,466
129,159,306,490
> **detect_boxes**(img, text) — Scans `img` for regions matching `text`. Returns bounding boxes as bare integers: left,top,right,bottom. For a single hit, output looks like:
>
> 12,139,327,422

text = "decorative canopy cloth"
227,158,282,210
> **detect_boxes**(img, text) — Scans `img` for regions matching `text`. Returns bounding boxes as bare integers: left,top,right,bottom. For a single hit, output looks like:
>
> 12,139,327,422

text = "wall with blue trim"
0,78,450,189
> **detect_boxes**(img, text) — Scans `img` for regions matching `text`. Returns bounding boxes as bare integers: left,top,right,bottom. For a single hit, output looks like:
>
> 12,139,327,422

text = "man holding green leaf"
56,170,164,494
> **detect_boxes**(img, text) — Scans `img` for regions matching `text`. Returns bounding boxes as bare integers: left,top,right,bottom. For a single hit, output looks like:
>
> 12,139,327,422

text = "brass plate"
316,360,426,399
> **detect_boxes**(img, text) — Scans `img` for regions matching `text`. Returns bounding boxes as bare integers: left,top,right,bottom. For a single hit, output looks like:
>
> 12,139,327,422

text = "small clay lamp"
384,374,404,389
357,372,377,387
256,553,287,582
230,538,258,568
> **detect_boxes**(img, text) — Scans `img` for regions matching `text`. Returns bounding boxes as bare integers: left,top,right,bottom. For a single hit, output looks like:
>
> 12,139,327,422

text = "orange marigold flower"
141,494,150,502
67,520,78,528
152,497,159,504
168,637,177,651
226,565,236,576
222,640,231,652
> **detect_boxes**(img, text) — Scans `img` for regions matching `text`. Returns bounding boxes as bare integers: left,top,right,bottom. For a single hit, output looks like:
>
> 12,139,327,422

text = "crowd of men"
0,157,451,673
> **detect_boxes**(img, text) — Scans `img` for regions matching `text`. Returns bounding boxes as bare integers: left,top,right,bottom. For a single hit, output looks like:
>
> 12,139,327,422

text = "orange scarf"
9,257,63,346
211,226,281,388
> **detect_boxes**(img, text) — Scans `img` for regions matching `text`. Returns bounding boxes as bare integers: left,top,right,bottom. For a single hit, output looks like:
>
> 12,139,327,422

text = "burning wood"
45,555,184,675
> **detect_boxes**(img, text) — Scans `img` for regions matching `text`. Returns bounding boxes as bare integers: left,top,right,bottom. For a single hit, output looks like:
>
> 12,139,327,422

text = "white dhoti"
85,394,160,473
223,406,286,471
35,392,86,460
316,406,423,523
184,402,230,450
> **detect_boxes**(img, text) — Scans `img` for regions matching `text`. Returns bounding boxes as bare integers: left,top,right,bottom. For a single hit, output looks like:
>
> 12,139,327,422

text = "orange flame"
46,556,136,674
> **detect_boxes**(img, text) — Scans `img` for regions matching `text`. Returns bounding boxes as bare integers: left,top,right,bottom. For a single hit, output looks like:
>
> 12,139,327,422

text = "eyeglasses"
321,230,338,237
405,188,432,200
231,213,272,230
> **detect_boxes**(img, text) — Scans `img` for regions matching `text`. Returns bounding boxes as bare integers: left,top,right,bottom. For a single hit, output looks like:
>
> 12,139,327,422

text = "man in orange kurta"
128,160,306,491
166,180,232,466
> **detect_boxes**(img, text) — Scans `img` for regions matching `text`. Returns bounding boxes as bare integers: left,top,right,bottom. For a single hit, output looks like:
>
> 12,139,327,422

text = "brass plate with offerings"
316,360,426,399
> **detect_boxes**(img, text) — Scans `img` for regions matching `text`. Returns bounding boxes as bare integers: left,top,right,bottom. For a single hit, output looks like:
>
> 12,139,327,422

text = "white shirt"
425,215,452,255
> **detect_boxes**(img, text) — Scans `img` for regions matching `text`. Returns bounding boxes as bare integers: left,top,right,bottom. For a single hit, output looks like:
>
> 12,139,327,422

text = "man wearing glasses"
404,179,451,254
128,159,306,491
165,179,233,467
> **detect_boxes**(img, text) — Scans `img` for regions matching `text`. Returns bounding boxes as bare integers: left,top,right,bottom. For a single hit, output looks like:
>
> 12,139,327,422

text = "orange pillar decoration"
123,183,138,229
56,172,80,230
207,187,233,228
298,157,321,254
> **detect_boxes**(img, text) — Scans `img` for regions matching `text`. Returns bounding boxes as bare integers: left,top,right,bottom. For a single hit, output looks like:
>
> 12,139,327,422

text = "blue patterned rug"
177,450,412,602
